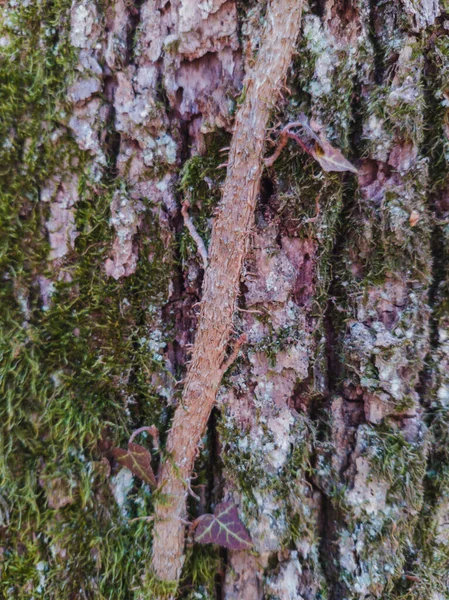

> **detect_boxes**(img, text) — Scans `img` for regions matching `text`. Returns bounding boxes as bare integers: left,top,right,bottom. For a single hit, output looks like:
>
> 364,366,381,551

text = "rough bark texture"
151,0,303,585
2,0,449,599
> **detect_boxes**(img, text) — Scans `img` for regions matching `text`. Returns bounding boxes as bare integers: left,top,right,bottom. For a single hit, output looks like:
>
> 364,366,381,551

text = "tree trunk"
1,0,449,599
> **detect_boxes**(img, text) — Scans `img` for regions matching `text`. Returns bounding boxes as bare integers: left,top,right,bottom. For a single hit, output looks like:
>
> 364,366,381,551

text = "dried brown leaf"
310,137,358,174
409,210,420,227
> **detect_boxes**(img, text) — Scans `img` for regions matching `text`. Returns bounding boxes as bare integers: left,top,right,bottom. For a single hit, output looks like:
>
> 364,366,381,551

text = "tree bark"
2,0,449,599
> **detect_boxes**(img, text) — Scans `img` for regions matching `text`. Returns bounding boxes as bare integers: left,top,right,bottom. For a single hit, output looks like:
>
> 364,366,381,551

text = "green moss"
366,424,426,511
0,1,177,596
180,546,222,599
290,11,360,146
179,131,231,263
220,407,320,551
139,571,179,600
139,547,221,600
366,30,449,600
252,325,303,368
217,421,267,501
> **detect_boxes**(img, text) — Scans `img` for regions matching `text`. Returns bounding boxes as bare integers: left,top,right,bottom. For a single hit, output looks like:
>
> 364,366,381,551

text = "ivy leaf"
193,501,252,550
310,136,358,174
111,443,157,488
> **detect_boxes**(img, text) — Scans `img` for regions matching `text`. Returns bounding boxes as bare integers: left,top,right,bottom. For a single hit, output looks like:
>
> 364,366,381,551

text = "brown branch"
150,0,304,589
264,119,316,167
128,425,160,450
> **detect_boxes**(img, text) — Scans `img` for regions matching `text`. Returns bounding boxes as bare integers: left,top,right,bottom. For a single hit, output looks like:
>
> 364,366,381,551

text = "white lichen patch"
114,69,160,132
245,228,297,306
249,490,290,553
375,347,410,401
68,98,107,163
104,189,144,279
345,279,428,415
142,133,178,167
35,561,48,594
338,530,358,574
110,467,134,514
347,456,389,516
363,114,390,163
70,1,100,50
435,496,449,545
37,276,56,311
402,0,440,31
68,77,102,104
264,553,304,600
434,325,449,408
265,410,295,470
302,15,335,97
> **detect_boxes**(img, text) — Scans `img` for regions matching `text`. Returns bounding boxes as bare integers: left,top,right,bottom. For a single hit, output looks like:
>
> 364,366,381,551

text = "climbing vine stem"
150,0,304,592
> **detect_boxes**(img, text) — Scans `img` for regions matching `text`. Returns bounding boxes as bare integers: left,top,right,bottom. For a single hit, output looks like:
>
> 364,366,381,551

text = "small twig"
181,198,208,269
264,129,289,167
404,574,421,583
220,333,248,375
264,119,319,167
151,0,304,582
186,481,200,501
129,515,154,523
129,425,160,450
216,162,228,169
237,306,264,315
267,120,283,133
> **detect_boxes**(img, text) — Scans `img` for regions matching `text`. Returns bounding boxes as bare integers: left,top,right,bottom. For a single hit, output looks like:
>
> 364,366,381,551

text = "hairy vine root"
150,0,304,589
